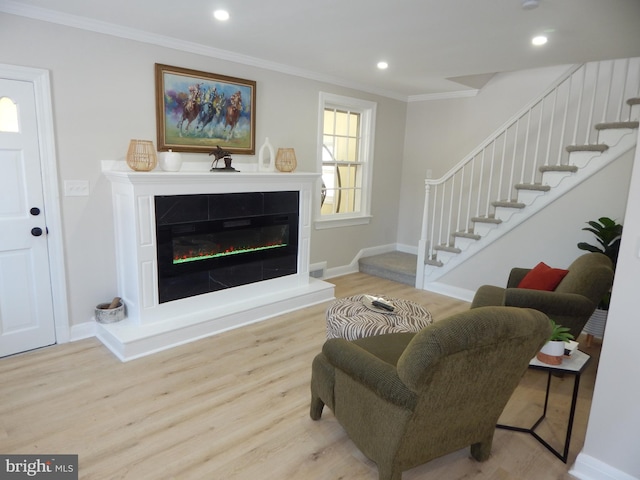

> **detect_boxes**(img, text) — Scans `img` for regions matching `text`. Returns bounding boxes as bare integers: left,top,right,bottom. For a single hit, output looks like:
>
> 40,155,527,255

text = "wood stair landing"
358,251,417,286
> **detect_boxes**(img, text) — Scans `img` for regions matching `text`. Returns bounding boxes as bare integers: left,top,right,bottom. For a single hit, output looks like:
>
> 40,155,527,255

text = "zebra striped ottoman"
325,294,433,340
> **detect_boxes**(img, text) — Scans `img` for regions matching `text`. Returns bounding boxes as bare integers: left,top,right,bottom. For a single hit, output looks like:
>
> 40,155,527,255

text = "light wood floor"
0,273,601,479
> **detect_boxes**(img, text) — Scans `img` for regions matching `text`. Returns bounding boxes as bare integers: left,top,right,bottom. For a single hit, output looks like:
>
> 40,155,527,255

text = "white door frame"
1,63,70,343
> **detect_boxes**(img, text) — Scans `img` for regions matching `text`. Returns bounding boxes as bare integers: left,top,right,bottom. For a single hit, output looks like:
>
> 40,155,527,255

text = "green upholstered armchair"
310,306,551,480
471,253,614,340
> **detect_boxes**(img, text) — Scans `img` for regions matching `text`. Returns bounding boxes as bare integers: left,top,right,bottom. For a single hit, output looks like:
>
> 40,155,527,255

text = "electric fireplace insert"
155,191,299,303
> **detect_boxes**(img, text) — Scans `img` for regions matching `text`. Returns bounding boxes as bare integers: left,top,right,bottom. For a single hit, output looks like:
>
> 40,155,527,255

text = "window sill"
314,215,372,229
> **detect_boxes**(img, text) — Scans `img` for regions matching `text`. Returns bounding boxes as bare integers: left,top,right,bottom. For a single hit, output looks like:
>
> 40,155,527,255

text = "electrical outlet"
64,180,90,197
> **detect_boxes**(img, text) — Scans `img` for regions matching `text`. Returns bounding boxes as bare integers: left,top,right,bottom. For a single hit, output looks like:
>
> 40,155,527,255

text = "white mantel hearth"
99,162,334,361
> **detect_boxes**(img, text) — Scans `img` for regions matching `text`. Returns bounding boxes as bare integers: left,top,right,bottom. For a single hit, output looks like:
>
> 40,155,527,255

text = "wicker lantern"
126,139,158,172
275,148,297,173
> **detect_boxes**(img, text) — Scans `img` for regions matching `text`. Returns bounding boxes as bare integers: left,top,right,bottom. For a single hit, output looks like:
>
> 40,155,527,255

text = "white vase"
159,149,183,172
258,137,276,172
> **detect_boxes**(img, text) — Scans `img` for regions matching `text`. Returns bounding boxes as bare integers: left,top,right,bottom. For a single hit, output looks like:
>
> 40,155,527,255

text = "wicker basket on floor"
126,139,157,171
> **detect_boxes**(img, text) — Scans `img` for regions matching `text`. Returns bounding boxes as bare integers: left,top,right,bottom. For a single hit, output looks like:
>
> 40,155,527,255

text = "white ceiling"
2,0,640,100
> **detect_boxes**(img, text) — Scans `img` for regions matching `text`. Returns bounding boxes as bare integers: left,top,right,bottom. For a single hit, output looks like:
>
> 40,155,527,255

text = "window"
316,93,376,228
0,97,19,132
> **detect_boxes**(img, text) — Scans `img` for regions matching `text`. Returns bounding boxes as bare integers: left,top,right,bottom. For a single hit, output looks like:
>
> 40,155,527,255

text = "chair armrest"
322,338,418,410
506,268,531,288
503,288,595,316
471,284,506,308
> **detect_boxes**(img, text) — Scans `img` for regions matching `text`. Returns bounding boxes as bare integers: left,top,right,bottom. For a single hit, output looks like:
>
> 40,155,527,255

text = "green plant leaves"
577,216,623,269
549,319,575,342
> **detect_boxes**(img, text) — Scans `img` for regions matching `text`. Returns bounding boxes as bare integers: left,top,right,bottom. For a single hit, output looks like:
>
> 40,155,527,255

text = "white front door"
0,78,56,357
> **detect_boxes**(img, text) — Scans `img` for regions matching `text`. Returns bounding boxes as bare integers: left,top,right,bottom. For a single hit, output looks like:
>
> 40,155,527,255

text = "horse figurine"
209,145,235,171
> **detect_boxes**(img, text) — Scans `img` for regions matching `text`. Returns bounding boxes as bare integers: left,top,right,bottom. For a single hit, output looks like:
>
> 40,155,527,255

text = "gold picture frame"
155,63,256,154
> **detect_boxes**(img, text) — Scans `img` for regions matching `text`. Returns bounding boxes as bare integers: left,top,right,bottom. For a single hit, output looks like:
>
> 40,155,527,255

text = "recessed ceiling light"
213,9,230,21
532,35,548,46
377,61,388,70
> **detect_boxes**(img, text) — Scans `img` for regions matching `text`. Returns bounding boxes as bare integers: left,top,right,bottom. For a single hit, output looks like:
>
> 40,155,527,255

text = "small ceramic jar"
159,149,183,172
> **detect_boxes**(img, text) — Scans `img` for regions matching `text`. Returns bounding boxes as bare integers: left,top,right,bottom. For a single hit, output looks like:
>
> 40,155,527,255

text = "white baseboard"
324,264,359,279
570,453,639,480
309,261,327,279
396,243,418,255
358,243,400,257
69,321,96,342
424,281,475,303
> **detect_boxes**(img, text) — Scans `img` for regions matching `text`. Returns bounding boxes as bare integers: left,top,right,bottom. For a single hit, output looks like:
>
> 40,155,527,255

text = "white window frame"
315,92,376,229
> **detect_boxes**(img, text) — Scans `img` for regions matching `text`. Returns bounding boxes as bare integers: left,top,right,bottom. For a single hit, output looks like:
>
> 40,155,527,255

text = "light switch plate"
64,180,90,197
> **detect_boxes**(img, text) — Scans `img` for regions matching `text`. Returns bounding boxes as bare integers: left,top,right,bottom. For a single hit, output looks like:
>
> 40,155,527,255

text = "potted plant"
577,217,622,344
577,216,622,278
537,319,575,365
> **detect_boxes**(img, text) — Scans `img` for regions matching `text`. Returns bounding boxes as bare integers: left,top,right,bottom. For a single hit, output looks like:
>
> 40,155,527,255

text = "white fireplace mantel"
98,163,334,361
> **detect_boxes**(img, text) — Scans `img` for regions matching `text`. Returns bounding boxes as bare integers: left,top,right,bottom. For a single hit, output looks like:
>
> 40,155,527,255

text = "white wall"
0,13,406,327
571,129,640,480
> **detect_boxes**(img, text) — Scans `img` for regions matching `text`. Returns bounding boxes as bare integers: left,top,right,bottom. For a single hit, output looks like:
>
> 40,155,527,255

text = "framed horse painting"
155,64,256,154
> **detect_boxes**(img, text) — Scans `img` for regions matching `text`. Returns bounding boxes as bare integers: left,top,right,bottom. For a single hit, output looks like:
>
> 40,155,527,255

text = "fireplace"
99,166,334,361
155,192,299,303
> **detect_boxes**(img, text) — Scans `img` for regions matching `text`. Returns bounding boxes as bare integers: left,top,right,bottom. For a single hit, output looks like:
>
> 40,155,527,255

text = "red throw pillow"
517,262,569,291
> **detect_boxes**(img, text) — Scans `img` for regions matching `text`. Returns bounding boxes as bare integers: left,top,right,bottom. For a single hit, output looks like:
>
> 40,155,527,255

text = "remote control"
372,300,394,312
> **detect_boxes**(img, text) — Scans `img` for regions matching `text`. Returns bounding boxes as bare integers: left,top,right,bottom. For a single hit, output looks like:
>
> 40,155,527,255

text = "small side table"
497,350,591,463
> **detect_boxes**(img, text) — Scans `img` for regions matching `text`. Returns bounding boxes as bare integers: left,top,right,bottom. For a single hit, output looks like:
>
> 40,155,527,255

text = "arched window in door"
0,96,19,132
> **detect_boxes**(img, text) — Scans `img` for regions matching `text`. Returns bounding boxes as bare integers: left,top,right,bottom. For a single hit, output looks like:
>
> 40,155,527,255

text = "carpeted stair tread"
434,245,461,254
358,251,417,285
471,216,502,224
566,144,609,153
595,121,639,130
514,183,551,191
453,231,481,240
492,200,526,208
539,165,578,173
425,258,444,267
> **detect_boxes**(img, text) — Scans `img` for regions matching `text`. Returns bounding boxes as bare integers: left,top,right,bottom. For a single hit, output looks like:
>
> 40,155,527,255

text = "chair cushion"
517,262,569,291
352,332,416,366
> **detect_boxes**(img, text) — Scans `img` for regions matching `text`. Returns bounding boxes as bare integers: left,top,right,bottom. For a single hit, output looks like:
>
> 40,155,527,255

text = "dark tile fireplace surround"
155,191,299,303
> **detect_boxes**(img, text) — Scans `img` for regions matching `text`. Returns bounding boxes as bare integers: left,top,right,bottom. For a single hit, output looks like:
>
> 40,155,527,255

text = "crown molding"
0,0,409,102
408,89,479,103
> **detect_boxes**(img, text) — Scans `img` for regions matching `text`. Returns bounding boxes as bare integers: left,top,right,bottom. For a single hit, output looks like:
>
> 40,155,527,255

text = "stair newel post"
416,180,431,289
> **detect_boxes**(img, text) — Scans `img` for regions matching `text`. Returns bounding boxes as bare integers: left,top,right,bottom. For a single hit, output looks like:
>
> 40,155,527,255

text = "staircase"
412,58,640,289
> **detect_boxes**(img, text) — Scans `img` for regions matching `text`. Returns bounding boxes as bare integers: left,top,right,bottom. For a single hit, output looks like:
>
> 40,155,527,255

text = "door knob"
30,207,41,216
31,227,43,237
